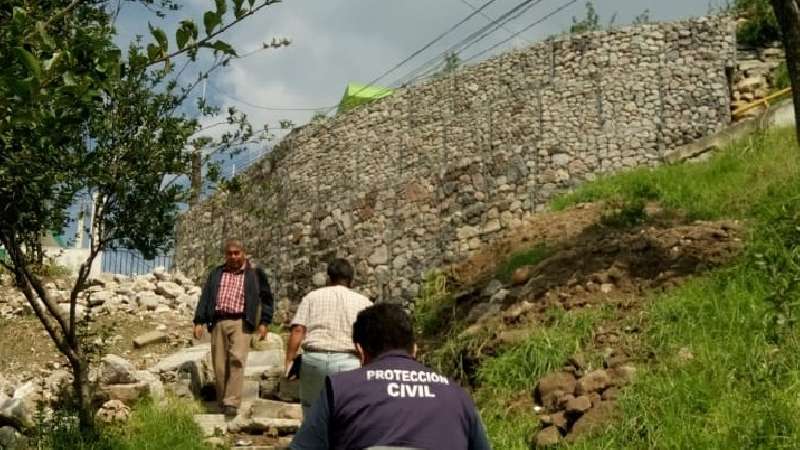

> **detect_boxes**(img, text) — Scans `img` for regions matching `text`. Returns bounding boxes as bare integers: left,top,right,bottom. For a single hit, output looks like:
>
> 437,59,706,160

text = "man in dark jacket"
290,303,492,450
193,239,274,417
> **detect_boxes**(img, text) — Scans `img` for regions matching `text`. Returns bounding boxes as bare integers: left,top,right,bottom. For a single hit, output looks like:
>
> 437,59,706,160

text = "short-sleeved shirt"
291,285,372,353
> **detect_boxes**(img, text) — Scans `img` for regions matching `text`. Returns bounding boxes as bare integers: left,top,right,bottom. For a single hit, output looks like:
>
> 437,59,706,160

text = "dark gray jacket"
193,264,274,331
291,351,492,450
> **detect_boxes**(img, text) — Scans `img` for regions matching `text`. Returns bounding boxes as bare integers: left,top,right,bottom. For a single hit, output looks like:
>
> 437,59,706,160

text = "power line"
208,84,337,112
323,0,504,114
393,0,544,86
463,0,577,64
458,0,530,44
405,0,575,85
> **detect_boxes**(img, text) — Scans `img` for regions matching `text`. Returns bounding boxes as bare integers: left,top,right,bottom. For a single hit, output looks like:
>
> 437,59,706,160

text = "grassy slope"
40,397,213,450
472,127,800,449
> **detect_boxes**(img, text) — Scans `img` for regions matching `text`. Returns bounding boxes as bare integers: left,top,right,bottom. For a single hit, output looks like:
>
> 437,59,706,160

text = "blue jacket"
291,351,492,450
193,264,274,331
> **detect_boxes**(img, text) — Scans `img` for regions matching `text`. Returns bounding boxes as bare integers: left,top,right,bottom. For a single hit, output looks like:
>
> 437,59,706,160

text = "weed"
495,244,552,283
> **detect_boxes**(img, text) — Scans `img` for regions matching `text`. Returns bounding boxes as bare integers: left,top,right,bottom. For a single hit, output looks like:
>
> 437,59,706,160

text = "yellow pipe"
732,87,792,118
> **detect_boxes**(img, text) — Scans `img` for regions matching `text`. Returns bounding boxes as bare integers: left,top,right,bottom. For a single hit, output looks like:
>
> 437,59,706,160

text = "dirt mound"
445,204,742,329
507,218,743,313
452,203,605,286
427,204,744,382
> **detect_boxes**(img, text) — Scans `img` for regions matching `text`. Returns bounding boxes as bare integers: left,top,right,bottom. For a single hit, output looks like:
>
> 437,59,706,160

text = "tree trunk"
70,356,94,431
190,146,202,205
770,0,800,143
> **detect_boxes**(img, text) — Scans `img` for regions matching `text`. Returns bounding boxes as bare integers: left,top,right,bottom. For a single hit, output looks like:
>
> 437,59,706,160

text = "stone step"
247,399,302,420
227,416,300,435
151,344,211,373
244,350,284,378
194,413,228,437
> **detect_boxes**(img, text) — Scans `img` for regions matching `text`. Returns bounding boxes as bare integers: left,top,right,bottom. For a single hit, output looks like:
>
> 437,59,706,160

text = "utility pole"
769,0,800,143
189,78,207,205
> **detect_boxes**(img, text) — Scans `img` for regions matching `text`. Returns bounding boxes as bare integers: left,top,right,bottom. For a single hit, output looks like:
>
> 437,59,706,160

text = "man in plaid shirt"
193,239,274,417
285,258,372,418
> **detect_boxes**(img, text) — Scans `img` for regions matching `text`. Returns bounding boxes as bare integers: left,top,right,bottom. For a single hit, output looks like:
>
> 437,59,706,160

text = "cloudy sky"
112,0,722,175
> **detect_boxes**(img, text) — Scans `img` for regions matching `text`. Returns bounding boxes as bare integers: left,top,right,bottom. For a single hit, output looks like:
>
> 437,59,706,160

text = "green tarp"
338,82,393,113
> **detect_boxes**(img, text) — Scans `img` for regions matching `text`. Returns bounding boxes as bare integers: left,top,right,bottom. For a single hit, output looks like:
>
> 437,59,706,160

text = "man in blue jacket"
291,303,492,450
193,239,274,417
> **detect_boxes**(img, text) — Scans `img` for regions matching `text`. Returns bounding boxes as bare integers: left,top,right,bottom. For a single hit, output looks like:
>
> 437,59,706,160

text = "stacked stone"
532,354,636,447
731,43,787,118
175,17,737,318
0,267,200,320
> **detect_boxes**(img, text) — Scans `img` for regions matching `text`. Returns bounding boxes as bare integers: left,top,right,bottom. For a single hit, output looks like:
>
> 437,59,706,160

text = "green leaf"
149,23,168,52
43,51,62,72
147,43,161,61
14,48,42,79
62,71,77,87
215,0,227,17
248,0,255,7
180,20,198,39
211,40,237,56
176,28,189,50
203,11,221,37
233,0,245,18
36,21,56,49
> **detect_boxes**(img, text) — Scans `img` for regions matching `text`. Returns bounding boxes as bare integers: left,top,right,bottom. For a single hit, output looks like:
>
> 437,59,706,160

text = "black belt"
214,312,244,321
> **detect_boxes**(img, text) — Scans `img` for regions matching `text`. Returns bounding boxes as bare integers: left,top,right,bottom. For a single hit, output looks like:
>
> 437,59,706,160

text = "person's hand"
257,324,268,340
284,360,293,378
193,324,204,340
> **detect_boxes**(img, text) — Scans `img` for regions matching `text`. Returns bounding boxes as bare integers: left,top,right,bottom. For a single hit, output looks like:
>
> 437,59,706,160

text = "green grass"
551,128,799,221
495,244,553,283
39,397,215,450
472,127,800,448
775,61,790,91
472,307,610,450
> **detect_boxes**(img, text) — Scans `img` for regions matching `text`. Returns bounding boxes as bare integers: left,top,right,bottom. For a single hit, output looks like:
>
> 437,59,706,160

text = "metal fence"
101,249,174,276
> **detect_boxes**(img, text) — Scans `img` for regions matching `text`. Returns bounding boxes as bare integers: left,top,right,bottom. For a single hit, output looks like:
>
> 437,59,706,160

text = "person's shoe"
223,405,238,418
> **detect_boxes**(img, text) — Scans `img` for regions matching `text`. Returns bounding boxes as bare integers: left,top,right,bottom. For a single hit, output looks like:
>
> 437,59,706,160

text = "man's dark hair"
327,258,354,284
353,303,415,357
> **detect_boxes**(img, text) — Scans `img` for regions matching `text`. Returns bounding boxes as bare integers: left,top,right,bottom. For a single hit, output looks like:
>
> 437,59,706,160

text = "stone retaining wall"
176,16,736,320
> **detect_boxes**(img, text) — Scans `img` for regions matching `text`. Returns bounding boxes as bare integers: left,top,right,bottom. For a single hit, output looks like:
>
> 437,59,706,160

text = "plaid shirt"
215,263,247,314
291,285,372,353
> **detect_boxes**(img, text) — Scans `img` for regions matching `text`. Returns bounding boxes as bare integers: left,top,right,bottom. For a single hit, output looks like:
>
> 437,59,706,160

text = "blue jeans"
300,351,360,418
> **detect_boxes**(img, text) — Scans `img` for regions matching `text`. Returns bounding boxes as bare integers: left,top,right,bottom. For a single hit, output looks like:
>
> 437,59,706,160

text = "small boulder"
136,293,161,311
567,400,618,442
575,369,610,395
0,381,40,430
155,282,183,299
0,425,24,449
511,265,534,286
535,371,577,408
482,279,504,297
607,366,636,387
133,331,168,349
96,400,131,423
153,266,170,282
565,395,592,415
100,354,137,385
550,411,568,431
251,332,284,352
533,426,561,447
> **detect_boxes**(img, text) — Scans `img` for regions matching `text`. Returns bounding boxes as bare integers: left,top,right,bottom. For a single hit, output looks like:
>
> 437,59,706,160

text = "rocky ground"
426,202,743,446
0,269,299,450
